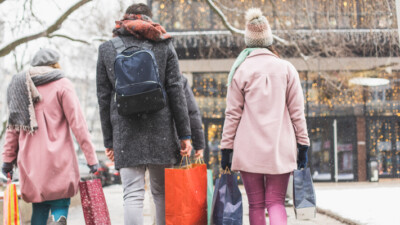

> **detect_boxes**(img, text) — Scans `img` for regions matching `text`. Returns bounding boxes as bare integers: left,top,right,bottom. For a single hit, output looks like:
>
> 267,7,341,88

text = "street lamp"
349,77,390,116
349,77,390,182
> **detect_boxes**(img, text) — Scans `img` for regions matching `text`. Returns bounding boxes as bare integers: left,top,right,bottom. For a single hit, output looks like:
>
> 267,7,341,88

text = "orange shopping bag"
3,177,21,225
165,157,207,225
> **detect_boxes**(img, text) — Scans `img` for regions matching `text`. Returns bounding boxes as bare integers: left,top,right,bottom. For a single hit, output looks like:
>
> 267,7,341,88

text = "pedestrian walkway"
315,180,400,225
68,184,345,225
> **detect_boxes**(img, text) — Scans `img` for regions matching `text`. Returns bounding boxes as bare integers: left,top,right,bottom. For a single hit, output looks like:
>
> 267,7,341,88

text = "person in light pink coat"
220,9,310,225
1,49,98,225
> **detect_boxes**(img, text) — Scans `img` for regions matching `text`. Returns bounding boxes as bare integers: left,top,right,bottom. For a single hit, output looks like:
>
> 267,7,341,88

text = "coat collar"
247,48,278,59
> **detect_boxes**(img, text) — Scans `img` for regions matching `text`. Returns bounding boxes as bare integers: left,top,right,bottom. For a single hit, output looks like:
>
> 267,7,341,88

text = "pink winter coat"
2,77,98,203
220,49,310,174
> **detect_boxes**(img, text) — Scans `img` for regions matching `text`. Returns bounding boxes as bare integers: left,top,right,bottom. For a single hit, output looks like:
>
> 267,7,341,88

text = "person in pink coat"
220,9,310,225
1,49,99,225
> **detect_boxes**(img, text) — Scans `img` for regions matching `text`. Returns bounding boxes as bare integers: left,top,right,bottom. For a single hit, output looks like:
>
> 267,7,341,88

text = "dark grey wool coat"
182,76,205,151
96,35,191,169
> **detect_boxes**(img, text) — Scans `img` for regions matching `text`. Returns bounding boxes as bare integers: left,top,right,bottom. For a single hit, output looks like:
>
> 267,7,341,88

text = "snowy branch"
205,0,244,35
0,0,92,57
205,0,309,61
0,0,6,5
49,34,90,45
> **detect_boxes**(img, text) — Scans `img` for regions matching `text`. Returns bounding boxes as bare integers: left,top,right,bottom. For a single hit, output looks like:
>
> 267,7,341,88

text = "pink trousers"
241,171,290,225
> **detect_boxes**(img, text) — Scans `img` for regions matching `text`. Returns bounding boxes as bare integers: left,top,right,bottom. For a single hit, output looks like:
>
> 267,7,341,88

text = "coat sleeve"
183,78,205,150
96,44,114,149
2,129,19,163
286,63,310,146
220,73,245,150
165,42,191,138
61,80,98,166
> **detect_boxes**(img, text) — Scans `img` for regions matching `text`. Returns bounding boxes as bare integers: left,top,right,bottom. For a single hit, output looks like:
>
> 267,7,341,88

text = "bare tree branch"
206,0,309,60
30,0,45,26
0,0,92,57
0,119,7,140
0,0,6,5
205,0,244,35
49,34,90,45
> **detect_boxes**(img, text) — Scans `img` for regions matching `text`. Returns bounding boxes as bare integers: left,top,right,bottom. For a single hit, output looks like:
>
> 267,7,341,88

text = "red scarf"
113,14,171,42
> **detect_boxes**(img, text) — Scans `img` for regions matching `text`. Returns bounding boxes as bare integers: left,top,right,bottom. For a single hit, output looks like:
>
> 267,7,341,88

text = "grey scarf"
7,66,64,133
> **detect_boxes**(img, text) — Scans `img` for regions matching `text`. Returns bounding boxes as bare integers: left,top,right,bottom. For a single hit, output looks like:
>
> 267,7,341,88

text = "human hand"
297,144,309,170
195,149,204,159
180,139,192,156
2,162,13,179
221,149,233,170
88,164,99,174
105,148,114,162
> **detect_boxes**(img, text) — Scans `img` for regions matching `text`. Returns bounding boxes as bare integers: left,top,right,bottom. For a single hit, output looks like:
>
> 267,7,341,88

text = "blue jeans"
31,198,70,225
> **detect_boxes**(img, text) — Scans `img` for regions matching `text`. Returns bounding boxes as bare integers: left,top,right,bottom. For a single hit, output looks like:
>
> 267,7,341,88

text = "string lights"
153,0,397,31
151,0,399,178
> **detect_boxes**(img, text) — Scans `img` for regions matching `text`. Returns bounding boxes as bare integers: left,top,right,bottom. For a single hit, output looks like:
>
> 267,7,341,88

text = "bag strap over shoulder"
111,37,154,53
141,41,153,50
111,37,126,54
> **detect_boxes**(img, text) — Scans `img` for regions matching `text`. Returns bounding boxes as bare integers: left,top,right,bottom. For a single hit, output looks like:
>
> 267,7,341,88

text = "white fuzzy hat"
245,8,273,47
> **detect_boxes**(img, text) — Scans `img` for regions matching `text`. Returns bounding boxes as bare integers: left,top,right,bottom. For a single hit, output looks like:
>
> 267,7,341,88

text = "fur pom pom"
245,8,263,22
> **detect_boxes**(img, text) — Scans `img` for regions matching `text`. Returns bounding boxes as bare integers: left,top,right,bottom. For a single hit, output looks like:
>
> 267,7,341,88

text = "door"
367,117,400,178
308,117,357,181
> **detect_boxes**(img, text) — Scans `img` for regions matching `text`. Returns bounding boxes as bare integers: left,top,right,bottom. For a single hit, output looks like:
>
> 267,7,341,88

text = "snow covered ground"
315,181,400,225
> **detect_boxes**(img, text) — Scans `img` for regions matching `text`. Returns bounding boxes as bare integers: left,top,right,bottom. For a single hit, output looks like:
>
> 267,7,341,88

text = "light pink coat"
2,78,98,203
221,49,310,174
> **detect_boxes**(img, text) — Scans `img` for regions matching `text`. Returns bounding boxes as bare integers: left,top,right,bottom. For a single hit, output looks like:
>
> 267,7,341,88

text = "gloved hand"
2,162,13,179
88,164,99,174
221,149,233,170
297,144,309,170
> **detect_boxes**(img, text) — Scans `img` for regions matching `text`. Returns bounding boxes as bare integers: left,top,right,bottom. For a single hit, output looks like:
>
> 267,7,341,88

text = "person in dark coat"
96,4,192,225
107,75,206,225
182,76,205,157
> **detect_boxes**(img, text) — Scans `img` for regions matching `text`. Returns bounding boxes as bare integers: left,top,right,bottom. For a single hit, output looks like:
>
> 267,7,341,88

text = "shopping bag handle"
195,157,205,165
179,155,191,168
223,167,231,175
7,173,12,184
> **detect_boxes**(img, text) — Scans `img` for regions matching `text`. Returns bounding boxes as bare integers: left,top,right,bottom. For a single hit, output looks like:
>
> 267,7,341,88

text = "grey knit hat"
31,48,60,67
245,8,273,47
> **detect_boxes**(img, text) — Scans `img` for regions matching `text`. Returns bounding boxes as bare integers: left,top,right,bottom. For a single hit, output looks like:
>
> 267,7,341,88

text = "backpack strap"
141,41,153,51
111,37,126,54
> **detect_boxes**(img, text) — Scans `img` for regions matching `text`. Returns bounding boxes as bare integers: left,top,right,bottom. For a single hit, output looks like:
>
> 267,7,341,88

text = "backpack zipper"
117,80,159,90
116,50,153,59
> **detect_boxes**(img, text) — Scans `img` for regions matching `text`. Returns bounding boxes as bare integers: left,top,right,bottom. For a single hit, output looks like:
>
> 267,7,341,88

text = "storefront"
146,0,400,181
367,116,400,178
186,68,400,181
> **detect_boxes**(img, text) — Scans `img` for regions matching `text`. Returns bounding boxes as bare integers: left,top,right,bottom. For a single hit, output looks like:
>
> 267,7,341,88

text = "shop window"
192,72,228,118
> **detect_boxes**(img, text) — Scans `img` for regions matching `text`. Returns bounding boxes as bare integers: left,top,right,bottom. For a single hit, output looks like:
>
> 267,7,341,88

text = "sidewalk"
68,184,345,225
314,180,400,225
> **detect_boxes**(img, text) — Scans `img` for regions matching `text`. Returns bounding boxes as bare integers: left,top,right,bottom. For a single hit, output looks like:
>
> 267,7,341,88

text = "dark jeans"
31,198,70,225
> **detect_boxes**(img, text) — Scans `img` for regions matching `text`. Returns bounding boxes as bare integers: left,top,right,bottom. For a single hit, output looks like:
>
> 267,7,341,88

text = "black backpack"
111,37,166,116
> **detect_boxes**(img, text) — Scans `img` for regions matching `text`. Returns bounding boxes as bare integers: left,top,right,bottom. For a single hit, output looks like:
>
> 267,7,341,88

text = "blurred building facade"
147,0,400,181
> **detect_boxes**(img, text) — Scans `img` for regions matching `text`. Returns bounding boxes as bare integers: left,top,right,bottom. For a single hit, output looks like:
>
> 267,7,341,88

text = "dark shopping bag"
165,157,207,225
211,170,243,225
79,179,112,225
293,168,316,220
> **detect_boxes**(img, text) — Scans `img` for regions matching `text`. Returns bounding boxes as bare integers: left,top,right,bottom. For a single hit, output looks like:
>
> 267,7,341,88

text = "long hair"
50,63,61,69
266,45,280,58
